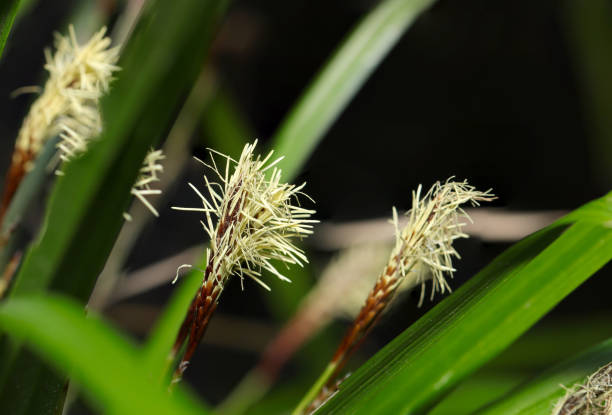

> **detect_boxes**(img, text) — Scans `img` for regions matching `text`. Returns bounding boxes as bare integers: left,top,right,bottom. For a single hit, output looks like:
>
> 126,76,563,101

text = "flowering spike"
170,141,317,381
295,179,494,415
1,25,120,219
173,140,316,288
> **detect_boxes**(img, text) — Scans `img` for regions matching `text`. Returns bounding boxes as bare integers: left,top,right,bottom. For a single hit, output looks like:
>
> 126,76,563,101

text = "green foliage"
271,0,437,180
316,193,612,414
0,0,19,60
0,0,229,411
144,262,206,381
0,294,209,415
9,0,228,300
202,87,254,160
0,0,610,414
475,338,612,414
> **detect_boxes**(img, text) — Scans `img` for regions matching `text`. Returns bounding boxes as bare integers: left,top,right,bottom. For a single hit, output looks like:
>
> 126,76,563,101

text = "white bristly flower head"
294,179,493,413
172,140,317,290
553,362,612,415
14,25,120,169
389,179,495,304
124,149,165,221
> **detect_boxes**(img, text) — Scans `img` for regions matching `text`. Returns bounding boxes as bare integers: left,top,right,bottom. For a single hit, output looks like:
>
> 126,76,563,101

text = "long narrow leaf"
0,137,58,276
143,265,204,381
0,0,20,60
0,0,229,412
474,338,612,414
0,295,209,415
271,0,437,179
317,193,612,414
9,0,227,299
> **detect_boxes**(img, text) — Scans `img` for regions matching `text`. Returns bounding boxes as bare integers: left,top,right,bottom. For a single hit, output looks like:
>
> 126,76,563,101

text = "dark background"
1,0,611,412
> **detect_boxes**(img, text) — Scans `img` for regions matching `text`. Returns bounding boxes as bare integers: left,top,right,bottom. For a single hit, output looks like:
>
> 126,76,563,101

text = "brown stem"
169,174,250,385
0,252,22,299
305,374,349,415
0,149,34,225
315,254,403,398
171,275,221,382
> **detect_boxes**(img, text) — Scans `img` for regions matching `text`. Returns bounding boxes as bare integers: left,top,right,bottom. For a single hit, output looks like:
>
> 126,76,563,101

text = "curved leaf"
0,0,20,60
271,0,437,180
316,193,612,414
0,0,229,412
0,295,208,415
475,338,612,414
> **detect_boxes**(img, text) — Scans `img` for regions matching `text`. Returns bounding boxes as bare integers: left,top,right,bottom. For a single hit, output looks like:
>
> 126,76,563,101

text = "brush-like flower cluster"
173,141,317,290
554,362,612,415
14,25,119,169
388,179,494,304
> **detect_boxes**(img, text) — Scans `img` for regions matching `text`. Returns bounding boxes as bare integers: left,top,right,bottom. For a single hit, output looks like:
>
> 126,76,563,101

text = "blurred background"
1,0,611,414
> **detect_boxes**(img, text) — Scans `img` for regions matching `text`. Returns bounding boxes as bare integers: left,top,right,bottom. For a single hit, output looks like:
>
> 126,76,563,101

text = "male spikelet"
170,141,317,380
296,179,494,415
330,180,494,365
0,25,119,219
123,149,165,221
553,362,612,415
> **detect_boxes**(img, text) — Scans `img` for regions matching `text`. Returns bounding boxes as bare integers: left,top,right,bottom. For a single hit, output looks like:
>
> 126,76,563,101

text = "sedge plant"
169,141,317,382
293,179,494,414
0,1,611,415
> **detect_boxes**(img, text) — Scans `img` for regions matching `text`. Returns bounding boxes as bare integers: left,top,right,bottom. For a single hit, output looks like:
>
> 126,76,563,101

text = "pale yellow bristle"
172,140,317,290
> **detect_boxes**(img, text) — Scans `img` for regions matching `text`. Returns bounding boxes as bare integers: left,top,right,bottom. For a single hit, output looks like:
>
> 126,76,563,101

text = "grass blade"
316,193,612,414
0,137,58,283
9,0,228,299
427,372,526,415
474,338,612,415
271,0,437,179
143,265,205,381
0,0,20,60
0,0,229,411
0,294,209,415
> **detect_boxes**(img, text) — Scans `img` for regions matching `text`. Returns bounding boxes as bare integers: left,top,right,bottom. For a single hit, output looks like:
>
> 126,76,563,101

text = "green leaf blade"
0,295,208,415
143,267,204,381
0,0,20,60
317,204,612,414
271,0,437,179
475,338,612,415
0,0,230,411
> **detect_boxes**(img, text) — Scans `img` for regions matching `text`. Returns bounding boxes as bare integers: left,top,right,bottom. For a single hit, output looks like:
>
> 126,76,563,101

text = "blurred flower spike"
21,25,119,165
1,25,120,218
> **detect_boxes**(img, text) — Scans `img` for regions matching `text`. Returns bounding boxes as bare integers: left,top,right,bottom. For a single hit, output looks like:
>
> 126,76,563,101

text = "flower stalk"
217,243,390,415
293,179,494,414
170,141,316,382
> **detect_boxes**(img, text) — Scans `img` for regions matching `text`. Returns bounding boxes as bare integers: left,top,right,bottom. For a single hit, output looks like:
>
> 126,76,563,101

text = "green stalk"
292,361,337,415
